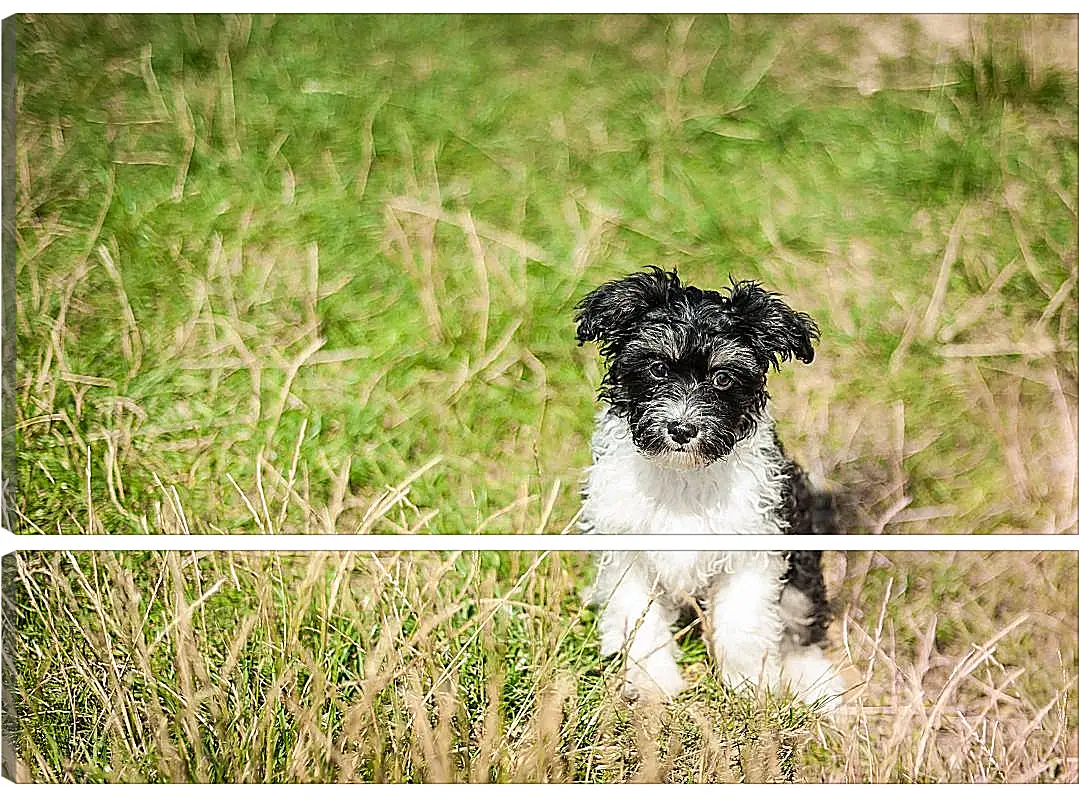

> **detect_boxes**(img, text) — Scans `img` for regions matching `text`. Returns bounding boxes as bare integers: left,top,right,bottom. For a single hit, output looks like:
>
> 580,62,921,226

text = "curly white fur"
582,407,788,536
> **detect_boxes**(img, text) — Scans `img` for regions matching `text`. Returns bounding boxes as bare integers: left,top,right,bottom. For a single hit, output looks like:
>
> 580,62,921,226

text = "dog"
575,267,844,708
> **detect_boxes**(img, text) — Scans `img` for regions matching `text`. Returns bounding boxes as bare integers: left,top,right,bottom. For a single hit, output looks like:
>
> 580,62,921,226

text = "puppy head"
576,267,819,468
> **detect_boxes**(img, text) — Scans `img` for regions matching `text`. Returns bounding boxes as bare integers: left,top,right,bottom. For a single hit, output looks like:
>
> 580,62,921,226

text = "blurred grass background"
5,549,1076,783
11,14,1078,533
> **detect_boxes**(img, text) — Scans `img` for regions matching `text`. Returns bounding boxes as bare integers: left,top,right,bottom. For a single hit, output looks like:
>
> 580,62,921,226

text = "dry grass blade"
359,456,444,534
940,336,1063,358
912,613,1031,779
938,257,1022,343
387,196,555,266
920,205,967,339
96,243,144,377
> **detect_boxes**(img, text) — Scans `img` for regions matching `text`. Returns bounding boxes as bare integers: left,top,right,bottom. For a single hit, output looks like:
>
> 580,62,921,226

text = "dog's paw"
780,645,846,714
624,657,686,702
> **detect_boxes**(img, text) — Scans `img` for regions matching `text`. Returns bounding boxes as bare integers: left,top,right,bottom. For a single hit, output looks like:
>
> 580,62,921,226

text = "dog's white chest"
582,411,787,535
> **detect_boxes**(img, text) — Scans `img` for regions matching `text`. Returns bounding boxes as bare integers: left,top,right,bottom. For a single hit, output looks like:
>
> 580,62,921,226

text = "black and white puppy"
575,267,843,707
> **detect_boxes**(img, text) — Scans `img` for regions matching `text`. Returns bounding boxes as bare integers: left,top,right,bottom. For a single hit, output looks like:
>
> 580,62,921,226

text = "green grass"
5,549,1076,782
11,13,1078,533
7,15,1078,785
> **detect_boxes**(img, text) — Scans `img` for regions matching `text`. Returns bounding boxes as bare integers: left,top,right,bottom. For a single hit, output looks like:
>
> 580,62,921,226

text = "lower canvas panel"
3,550,1077,783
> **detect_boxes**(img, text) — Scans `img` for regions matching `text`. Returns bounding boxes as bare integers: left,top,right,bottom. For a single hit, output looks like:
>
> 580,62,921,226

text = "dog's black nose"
667,421,699,445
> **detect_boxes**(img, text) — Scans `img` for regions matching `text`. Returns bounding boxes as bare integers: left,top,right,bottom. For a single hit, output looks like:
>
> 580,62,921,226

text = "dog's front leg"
593,558,685,700
707,555,787,691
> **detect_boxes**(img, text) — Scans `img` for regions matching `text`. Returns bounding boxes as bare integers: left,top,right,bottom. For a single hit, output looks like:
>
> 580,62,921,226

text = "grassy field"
5,548,1076,783
10,14,1078,534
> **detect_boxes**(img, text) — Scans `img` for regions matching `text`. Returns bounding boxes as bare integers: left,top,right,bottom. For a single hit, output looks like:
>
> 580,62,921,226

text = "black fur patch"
775,435,834,645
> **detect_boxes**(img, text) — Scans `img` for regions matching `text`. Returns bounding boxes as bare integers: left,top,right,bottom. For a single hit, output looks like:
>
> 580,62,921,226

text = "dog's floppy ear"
725,279,819,368
575,266,679,349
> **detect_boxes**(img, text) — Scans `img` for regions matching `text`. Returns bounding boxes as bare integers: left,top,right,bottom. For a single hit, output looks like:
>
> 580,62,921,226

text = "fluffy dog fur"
575,267,844,707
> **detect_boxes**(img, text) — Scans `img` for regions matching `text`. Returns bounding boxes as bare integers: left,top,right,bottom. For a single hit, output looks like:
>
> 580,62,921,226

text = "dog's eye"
710,371,733,390
649,362,669,378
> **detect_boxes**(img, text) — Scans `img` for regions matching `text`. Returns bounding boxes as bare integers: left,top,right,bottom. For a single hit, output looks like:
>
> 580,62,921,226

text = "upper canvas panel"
9,14,1078,533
